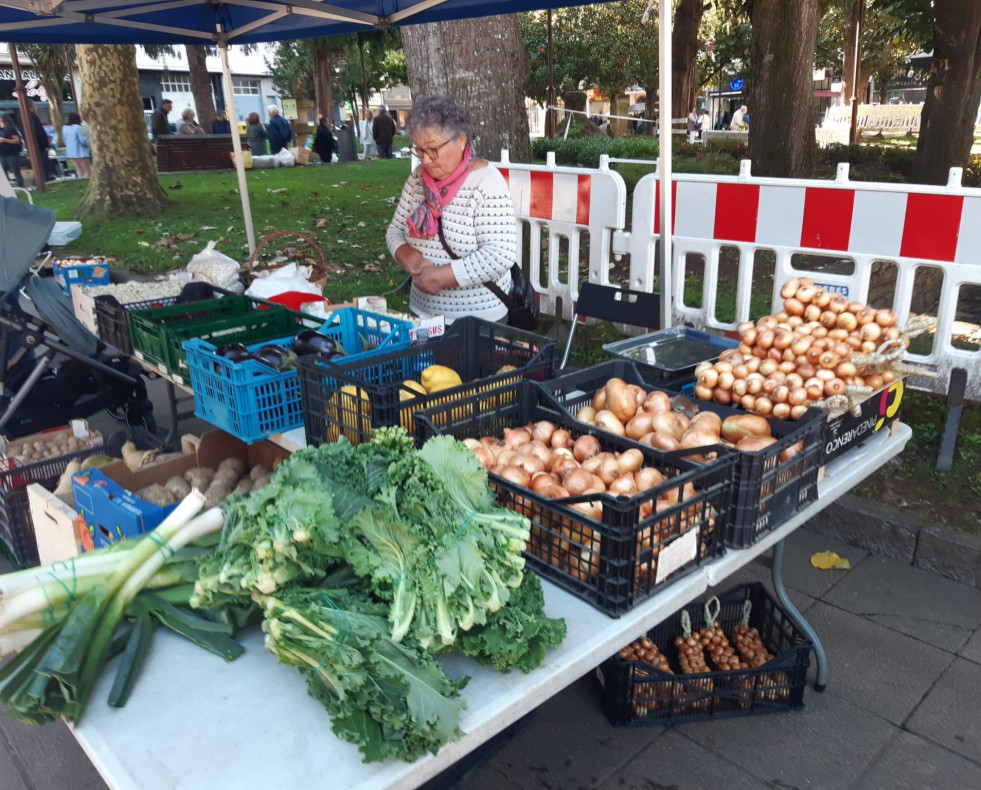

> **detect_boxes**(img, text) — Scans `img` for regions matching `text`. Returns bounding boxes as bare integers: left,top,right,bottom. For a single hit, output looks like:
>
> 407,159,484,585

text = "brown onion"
694,383,713,401
643,390,672,415
741,394,757,411
836,312,858,332
772,402,792,420
635,466,666,490
550,429,572,449
790,404,809,420
813,289,832,308
618,448,645,474
804,304,822,322
564,468,594,496
530,472,560,493
780,278,801,299
497,464,531,487
608,474,638,497
573,435,601,463
754,396,773,415
875,309,898,327
576,406,597,424
503,427,531,448
532,420,556,444
473,446,495,469
824,377,846,396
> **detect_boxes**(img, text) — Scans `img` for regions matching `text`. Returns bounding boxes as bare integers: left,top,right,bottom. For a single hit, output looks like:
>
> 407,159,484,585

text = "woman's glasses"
410,137,456,160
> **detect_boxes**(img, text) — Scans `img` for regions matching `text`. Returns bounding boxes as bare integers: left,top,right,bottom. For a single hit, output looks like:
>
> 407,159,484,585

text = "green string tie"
703,596,721,633
147,531,175,560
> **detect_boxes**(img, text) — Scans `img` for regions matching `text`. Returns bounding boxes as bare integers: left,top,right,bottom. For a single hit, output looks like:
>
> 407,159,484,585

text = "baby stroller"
0,196,155,438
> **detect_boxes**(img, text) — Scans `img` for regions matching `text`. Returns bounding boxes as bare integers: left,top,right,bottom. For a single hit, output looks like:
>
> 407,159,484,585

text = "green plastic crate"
128,295,322,384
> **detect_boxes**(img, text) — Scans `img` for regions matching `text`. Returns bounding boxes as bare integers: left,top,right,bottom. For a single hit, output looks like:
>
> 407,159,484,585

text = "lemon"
399,379,428,401
420,364,463,393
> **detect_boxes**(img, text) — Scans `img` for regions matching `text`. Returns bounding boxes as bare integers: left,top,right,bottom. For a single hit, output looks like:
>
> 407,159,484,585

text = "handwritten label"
655,527,699,584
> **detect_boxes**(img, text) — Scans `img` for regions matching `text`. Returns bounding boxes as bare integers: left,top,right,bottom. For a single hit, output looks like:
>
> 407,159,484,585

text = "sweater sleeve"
448,177,518,289
385,174,421,257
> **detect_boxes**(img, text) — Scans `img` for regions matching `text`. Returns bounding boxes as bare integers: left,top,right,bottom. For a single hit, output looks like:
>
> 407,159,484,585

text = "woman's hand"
395,244,429,277
414,263,458,295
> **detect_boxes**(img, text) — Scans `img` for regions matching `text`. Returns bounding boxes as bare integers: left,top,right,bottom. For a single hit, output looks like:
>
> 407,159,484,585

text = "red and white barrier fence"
493,152,979,400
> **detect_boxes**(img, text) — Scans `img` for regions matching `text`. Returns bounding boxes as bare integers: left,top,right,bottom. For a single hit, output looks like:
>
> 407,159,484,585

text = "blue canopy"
0,0,600,45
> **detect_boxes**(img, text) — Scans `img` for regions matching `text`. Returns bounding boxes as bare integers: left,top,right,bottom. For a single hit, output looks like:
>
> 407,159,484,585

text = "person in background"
720,108,732,131
267,105,292,155
0,114,24,188
360,109,377,159
177,108,205,135
151,99,172,151
372,106,397,159
687,106,698,143
62,112,91,179
730,105,749,131
246,112,268,156
25,103,54,182
698,108,712,140
211,111,232,134
385,96,516,324
313,116,335,164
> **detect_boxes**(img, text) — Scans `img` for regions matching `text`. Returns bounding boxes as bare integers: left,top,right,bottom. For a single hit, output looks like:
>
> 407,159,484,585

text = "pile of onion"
571,378,799,459
692,277,904,419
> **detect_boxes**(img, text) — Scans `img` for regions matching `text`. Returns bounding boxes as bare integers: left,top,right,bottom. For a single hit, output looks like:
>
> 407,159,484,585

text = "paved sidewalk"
3,526,981,789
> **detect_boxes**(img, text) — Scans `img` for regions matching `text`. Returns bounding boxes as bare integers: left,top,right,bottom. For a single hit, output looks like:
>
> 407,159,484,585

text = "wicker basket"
245,230,328,292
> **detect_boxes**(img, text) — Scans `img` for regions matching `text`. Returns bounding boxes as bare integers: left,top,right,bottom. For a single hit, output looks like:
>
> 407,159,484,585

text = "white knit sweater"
385,164,516,322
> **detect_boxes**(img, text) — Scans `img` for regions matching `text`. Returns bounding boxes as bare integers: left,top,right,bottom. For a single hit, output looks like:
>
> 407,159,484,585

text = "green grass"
33,161,413,307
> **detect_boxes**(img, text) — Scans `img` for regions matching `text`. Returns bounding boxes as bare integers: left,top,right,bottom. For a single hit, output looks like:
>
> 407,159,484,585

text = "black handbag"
438,223,540,331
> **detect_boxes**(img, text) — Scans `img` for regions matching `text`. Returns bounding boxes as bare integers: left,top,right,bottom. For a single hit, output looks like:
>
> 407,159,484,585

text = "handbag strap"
437,220,512,307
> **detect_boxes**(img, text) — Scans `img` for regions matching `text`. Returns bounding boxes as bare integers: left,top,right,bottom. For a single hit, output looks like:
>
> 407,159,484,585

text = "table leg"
771,539,828,692
164,381,180,446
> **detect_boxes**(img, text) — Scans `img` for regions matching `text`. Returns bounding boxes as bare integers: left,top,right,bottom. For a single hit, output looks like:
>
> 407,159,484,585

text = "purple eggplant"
293,330,341,358
252,344,298,371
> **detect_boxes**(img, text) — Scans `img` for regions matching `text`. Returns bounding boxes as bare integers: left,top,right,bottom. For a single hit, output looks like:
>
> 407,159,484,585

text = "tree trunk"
185,45,216,129
910,4,981,185
76,45,168,219
402,14,531,163
43,79,64,148
842,0,868,112
312,50,334,122
748,0,820,177
672,0,705,121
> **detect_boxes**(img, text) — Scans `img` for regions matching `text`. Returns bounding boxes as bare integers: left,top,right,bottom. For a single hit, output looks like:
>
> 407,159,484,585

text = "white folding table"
69,424,911,790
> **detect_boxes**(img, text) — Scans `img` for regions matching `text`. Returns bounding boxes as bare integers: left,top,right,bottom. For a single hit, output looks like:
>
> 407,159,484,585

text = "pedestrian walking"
25,103,55,182
245,112,268,156
62,112,91,179
267,106,292,155
360,109,377,159
0,114,24,188
372,106,397,159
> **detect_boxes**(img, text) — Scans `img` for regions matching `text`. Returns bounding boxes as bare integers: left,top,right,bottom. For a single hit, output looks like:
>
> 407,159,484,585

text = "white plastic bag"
186,241,241,290
275,148,296,167
251,154,278,169
244,262,322,300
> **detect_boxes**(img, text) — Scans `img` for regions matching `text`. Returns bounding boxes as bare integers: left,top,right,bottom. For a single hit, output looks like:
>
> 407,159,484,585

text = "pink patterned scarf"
406,143,476,239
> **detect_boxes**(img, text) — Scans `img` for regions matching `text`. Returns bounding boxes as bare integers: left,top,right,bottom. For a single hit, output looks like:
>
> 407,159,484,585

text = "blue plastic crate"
184,308,413,443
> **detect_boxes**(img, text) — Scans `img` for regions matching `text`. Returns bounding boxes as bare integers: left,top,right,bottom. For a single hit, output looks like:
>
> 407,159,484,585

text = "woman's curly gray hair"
405,96,473,142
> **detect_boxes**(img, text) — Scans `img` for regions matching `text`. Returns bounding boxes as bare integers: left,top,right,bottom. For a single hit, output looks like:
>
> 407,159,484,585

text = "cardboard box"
27,483,81,565
71,287,99,336
53,259,111,295
821,378,905,464
72,430,289,550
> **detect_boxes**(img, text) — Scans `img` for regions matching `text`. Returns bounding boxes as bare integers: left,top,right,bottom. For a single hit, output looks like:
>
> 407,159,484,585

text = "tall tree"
309,38,349,122
18,45,71,147
673,0,707,119
76,45,168,219
908,1,981,185
402,14,531,162
185,45,217,127
841,0,869,106
748,0,821,177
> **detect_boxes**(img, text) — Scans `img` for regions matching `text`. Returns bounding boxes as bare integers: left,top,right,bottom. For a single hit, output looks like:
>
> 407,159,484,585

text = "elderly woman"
176,108,205,135
385,96,516,322
245,111,268,155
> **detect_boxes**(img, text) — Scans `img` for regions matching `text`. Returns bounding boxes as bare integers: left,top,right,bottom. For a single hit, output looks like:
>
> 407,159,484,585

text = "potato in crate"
597,582,812,724
297,317,556,447
414,380,735,616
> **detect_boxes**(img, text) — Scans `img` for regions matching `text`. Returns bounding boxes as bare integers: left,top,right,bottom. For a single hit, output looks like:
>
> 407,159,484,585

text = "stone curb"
806,493,981,588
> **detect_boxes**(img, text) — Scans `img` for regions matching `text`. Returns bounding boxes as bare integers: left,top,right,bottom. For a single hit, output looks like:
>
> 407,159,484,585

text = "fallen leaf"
810,551,851,571
176,233,196,241
267,187,288,194
363,264,382,273
137,241,150,247
168,181,182,189
199,226,217,231
314,219,328,228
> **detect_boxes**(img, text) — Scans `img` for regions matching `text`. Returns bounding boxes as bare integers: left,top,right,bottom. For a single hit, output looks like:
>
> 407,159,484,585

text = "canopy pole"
218,36,256,255
657,0,672,328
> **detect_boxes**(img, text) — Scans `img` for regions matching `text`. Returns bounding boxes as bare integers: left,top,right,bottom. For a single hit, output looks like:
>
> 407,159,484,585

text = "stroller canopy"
0,197,55,297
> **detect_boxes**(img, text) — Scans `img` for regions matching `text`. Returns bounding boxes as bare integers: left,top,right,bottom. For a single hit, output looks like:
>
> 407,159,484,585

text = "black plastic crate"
414,380,734,617
0,428,164,568
298,317,557,447
597,582,812,725
94,294,179,354
541,361,825,548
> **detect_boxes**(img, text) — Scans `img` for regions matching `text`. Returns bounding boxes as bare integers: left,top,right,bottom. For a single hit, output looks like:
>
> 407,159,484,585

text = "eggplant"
293,330,339,358
216,342,251,361
252,344,297,371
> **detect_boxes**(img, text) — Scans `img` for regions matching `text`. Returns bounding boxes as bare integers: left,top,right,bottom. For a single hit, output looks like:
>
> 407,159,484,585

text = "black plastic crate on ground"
541,360,825,548
597,582,812,725
415,380,734,617
0,428,163,568
298,317,556,447
94,294,179,354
